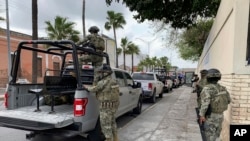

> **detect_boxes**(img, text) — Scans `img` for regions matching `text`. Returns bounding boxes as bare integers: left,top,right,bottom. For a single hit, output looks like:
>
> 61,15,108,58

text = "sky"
0,0,197,68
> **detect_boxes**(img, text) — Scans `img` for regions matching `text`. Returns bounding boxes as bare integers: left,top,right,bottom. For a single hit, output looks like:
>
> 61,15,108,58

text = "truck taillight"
148,83,152,90
74,98,88,117
4,92,8,108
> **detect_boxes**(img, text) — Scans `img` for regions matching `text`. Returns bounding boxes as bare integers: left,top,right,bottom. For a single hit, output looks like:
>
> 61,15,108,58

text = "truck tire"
87,117,105,141
150,91,156,103
159,88,163,98
133,95,142,114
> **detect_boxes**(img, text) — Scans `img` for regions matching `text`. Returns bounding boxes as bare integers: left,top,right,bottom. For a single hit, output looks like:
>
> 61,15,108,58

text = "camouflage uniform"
196,70,208,110
78,26,105,85
87,67,120,141
199,69,231,141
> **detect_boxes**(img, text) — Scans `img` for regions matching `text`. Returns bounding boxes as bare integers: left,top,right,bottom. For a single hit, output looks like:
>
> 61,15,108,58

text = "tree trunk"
32,0,38,83
131,54,134,73
82,0,86,38
123,52,126,70
113,26,118,68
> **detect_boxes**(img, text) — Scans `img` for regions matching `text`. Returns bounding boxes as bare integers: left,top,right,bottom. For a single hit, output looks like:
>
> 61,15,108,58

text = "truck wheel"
87,117,105,141
150,91,156,103
133,95,142,114
159,89,163,98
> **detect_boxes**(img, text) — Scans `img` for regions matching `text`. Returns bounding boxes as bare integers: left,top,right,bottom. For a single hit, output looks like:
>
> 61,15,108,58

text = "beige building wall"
103,36,116,68
197,0,250,140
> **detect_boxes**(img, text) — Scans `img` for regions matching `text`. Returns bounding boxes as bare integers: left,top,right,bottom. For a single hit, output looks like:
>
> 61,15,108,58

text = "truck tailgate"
0,105,74,131
135,80,150,90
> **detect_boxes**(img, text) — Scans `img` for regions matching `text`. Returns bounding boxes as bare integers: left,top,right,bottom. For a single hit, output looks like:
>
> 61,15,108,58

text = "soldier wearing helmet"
196,69,208,110
79,26,105,85
87,64,120,141
199,68,231,141
79,26,105,66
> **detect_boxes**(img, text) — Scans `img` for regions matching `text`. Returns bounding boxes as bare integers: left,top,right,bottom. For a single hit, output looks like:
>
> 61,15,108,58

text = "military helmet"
207,68,221,78
88,26,99,33
200,69,208,75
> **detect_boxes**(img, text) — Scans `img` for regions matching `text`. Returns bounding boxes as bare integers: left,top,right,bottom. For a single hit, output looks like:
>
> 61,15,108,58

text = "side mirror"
136,81,141,88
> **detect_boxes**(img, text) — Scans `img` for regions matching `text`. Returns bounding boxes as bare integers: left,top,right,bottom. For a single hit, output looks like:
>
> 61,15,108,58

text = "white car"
132,72,164,103
64,65,143,117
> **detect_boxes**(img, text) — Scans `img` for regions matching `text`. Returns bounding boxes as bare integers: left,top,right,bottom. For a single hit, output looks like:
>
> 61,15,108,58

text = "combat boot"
113,133,119,141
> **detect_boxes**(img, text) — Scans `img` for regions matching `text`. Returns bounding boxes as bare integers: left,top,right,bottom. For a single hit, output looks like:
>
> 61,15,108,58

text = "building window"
53,62,60,76
37,57,42,77
246,5,250,64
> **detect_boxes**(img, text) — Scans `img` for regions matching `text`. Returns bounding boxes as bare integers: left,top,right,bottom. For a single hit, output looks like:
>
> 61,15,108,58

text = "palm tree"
104,10,126,68
82,0,86,38
159,56,171,70
127,43,140,73
151,56,157,70
117,48,122,55
32,0,38,83
45,16,80,42
120,37,131,70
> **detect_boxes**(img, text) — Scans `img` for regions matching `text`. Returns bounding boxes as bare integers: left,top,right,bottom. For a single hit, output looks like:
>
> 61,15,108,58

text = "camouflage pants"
197,96,201,110
79,54,103,65
100,105,118,141
79,54,103,85
204,113,223,141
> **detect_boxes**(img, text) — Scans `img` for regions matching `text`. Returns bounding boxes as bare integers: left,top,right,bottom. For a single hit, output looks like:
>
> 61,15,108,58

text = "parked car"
0,40,142,140
158,75,173,92
64,65,143,117
169,75,180,88
132,72,164,103
165,76,173,92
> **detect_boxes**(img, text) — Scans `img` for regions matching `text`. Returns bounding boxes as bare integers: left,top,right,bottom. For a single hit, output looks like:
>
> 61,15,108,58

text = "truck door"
113,71,129,116
123,72,137,108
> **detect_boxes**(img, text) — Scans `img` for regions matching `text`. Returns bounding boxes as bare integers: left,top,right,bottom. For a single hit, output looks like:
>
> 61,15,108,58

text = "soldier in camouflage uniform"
87,64,120,141
199,69,231,141
196,69,208,110
78,26,105,85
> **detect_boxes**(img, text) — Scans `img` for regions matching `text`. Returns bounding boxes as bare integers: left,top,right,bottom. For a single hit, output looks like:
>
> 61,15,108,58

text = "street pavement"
118,85,202,141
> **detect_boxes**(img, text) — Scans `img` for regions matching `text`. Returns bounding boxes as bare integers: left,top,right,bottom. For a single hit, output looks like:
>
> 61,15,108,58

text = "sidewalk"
118,85,202,141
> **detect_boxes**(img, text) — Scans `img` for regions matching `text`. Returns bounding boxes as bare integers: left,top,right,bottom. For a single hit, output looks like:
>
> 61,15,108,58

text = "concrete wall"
197,0,250,140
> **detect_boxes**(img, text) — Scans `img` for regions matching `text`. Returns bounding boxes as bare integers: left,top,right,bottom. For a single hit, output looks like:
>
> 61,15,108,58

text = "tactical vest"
209,84,230,113
97,76,119,102
88,34,105,52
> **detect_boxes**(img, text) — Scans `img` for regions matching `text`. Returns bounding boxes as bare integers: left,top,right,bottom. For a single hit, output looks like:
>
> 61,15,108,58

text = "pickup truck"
131,72,164,103
0,40,142,140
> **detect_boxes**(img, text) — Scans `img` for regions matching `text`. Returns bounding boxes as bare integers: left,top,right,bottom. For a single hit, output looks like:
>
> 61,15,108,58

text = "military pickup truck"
0,40,142,140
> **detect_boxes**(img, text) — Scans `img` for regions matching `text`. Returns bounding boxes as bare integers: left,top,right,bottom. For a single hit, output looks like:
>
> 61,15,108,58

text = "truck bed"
0,105,74,131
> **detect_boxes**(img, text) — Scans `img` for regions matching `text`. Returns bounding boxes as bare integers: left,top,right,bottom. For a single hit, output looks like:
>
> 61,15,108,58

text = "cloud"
0,0,197,68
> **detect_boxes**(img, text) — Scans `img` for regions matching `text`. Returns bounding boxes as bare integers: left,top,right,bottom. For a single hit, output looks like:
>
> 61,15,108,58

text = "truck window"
124,72,133,86
132,73,154,80
114,71,126,87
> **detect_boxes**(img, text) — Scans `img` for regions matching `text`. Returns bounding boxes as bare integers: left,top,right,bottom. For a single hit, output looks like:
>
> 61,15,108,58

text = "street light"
135,37,157,57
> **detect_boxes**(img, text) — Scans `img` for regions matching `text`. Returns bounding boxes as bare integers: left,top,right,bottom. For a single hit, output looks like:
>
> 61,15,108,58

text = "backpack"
210,84,230,113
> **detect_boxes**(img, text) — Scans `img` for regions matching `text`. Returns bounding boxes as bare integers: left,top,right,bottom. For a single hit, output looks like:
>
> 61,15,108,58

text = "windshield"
132,73,154,80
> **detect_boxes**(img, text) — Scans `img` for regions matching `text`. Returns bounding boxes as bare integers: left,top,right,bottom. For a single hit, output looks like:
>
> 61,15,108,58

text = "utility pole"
5,0,12,82
135,37,157,57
